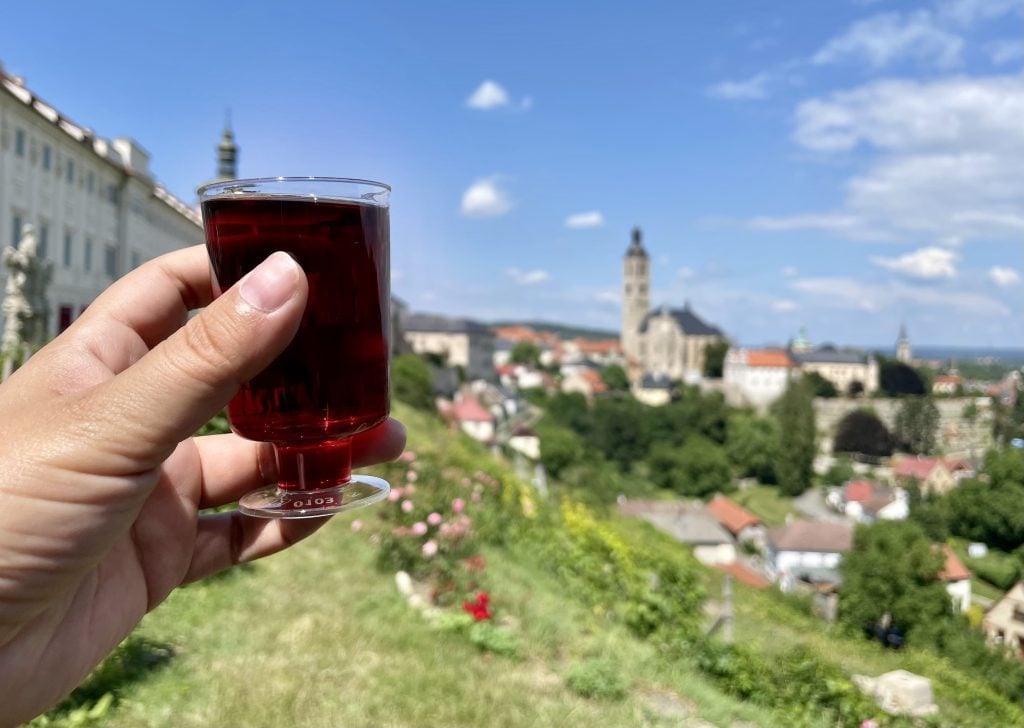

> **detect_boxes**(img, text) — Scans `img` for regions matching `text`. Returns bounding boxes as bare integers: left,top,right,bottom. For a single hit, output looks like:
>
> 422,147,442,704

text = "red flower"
462,591,492,621
464,555,487,572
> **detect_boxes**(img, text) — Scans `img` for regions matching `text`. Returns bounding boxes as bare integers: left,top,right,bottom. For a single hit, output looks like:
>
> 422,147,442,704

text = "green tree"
893,397,940,454
591,396,652,472
725,413,780,483
772,379,816,496
391,354,435,411
822,457,856,486
650,437,732,498
509,341,542,367
803,371,839,398
702,340,729,379
600,364,630,393
535,418,586,477
833,409,894,457
545,391,592,437
650,386,729,446
879,359,926,396
839,521,952,638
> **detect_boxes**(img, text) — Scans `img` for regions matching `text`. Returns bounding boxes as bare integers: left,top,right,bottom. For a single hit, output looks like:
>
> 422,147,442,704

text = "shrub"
965,553,1021,591
392,354,435,411
695,641,893,727
551,500,704,642
565,659,628,700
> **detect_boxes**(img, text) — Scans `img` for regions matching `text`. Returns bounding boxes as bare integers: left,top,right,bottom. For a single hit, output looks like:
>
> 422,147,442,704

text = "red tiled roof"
452,397,493,422
573,338,623,355
715,561,770,589
893,457,971,481
706,494,761,535
746,349,795,368
892,457,943,480
843,480,875,503
934,374,962,385
938,545,972,582
580,369,608,393
493,325,537,342
768,520,854,553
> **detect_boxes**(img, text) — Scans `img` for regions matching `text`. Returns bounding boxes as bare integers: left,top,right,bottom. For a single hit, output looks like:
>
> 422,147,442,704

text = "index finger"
75,244,213,352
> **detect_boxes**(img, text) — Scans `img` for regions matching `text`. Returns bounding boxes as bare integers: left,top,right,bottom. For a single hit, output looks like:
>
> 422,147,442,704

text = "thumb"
88,251,307,466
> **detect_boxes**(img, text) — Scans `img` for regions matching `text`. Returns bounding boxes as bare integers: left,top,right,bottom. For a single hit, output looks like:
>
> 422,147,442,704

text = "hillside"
33,403,1024,728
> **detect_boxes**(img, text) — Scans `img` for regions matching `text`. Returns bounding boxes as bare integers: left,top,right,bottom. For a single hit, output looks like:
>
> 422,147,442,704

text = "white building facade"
1,68,201,336
403,313,496,382
723,348,797,409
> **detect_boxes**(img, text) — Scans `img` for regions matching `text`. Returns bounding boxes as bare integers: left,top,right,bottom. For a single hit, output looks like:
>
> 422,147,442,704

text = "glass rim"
197,176,391,199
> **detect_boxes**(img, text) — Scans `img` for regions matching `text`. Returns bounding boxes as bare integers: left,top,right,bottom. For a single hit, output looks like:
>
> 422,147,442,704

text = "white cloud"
871,246,958,279
782,265,799,278
790,276,1009,316
461,176,514,218
989,266,1021,287
594,290,621,304
989,39,1024,65
564,211,605,229
707,72,772,100
813,11,963,69
752,74,1024,244
793,76,1024,153
771,299,799,312
677,267,696,280
505,267,549,286
466,80,509,110
938,0,1024,26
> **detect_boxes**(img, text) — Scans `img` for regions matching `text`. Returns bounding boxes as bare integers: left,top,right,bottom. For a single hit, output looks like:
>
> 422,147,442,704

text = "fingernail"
239,252,300,312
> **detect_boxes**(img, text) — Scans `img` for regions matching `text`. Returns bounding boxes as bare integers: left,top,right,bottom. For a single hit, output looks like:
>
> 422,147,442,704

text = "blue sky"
2,0,1021,348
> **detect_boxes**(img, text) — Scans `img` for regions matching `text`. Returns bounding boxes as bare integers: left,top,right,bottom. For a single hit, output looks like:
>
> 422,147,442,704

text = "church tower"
216,112,238,181
896,323,912,364
621,226,650,361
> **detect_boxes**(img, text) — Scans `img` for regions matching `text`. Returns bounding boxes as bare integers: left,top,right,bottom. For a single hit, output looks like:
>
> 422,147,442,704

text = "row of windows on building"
10,211,141,276
10,126,120,203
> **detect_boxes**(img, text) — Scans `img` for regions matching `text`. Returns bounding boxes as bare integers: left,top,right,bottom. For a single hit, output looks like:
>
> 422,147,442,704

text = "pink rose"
387,488,402,503
422,540,438,557
351,519,363,532
399,450,417,462
411,521,428,536
401,499,414,513
452,498,466,514
407,470,419,483
427,512,442,526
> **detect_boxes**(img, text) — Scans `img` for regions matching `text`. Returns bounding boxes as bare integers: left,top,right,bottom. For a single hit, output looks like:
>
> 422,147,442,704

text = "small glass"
198,177,392,518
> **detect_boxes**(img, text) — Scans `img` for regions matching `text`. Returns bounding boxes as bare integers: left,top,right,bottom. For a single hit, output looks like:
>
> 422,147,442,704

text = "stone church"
620,227,726,381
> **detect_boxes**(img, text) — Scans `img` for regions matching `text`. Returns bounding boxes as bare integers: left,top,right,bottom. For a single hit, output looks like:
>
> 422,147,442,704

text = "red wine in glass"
199,177,392,518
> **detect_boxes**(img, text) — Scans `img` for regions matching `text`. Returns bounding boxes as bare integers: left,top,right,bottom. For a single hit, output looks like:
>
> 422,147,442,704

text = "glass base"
238,475,390,519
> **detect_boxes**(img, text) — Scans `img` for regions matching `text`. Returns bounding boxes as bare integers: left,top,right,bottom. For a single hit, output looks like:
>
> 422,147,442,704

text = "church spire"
625,226,648,258
896,323,912,364
216,110,238,181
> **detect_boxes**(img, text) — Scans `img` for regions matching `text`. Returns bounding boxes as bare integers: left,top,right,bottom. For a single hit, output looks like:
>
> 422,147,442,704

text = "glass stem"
273,439,353,491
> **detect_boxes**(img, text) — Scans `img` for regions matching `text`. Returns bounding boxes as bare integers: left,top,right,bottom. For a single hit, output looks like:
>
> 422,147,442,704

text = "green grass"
36,404,1023,727
69,524,778,728
698,566,1023,728
731,485,796,528
971,576,1004,602
40,404,776,728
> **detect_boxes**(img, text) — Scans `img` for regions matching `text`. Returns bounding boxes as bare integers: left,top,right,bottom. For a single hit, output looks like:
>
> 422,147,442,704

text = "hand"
0,245,405,725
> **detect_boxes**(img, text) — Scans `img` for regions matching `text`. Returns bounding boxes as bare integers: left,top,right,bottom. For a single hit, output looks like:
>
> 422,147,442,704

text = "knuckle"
163,311,244,387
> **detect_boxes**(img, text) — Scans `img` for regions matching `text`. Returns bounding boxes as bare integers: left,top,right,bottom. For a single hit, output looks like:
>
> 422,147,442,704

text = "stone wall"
813,396,994,456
